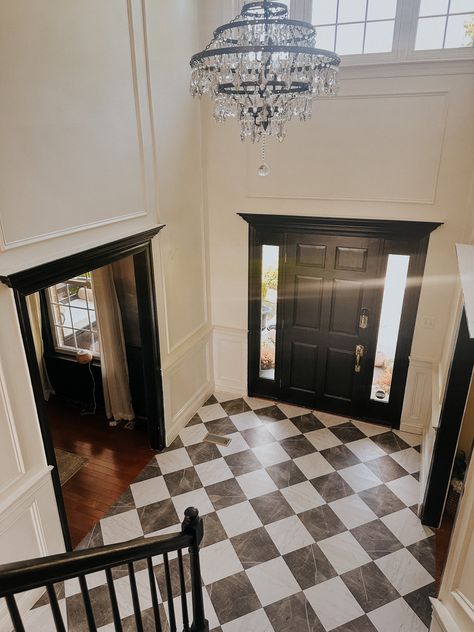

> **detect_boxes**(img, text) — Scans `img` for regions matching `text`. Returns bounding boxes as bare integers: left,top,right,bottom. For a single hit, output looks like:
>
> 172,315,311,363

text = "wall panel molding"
213,326,247,395
400,356,433,435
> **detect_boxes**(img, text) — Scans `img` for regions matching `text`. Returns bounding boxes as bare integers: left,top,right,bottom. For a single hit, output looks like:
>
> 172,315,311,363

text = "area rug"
54,448,88,486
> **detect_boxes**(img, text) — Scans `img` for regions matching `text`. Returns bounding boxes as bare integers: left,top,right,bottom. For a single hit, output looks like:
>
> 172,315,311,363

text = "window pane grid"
415,0,474,50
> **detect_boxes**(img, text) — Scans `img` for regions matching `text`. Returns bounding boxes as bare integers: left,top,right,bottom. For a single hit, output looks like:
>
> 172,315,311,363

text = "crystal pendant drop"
258,162,270,177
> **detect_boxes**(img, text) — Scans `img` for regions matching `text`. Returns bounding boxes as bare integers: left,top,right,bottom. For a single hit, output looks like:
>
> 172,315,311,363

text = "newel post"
182,507,209,632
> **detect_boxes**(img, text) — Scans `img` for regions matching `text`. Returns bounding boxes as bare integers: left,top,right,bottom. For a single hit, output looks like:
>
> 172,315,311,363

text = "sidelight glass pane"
371,254,410,403
260,245,279,380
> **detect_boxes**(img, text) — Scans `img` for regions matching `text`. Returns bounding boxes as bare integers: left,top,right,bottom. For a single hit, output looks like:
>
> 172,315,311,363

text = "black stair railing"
0,507,209,632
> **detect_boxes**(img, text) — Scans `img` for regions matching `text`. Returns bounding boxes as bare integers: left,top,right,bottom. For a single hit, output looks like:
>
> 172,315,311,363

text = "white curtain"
26,293,55,401
92,266,135,422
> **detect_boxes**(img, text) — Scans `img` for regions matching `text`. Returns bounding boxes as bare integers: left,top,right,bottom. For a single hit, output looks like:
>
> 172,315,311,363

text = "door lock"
354,344,365,373
359,308,369,329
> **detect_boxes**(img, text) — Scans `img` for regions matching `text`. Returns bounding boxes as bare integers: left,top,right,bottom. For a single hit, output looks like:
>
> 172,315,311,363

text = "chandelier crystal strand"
258,136,270,177
190,1,340,154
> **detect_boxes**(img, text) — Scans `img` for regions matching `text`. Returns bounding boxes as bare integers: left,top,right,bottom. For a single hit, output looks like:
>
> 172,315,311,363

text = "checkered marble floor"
30,393,435,631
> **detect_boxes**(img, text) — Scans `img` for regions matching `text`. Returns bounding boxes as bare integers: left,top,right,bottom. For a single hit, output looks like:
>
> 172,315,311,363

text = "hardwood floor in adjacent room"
47,398,155,548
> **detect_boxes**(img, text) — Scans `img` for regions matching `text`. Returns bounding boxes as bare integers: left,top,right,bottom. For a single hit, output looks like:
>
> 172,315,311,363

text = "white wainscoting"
212,326,247,396
400,357,433,435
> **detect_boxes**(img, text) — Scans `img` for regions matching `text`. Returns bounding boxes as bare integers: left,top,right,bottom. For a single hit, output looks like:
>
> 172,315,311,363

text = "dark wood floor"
47,399,155,548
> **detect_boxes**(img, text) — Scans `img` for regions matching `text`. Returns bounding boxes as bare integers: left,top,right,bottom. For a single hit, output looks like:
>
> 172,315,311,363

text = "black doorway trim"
1,226,165,551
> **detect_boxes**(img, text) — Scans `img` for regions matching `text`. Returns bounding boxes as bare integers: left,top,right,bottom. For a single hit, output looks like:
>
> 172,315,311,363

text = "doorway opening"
0,228,165,549
241,215,441,428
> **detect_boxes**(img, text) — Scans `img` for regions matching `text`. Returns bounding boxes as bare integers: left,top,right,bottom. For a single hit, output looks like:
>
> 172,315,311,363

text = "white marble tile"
236,469,278,499
266,419,302,440
130,475,170,508
265,515,314,554
167,589,220,631
276,403,311,418
339,463,382,492
305,428,342,451
318,531,371,574
387,475,420,506
101,509,143,545
375,548,434,595
222,608,274,632
65,569,107,596
368,598,428,632
230,410,263,431
218,501,263,537
390,448,421,474
351,420,389,437
217,433,250,456
281,481,325,513
195,457,234,486
305,576,365,631
345,438,386,462
253,442,291,467
244,396,275,410
314,411,350,427
200,539,244,584
246,557,300,607
198,402,227,422
114,569,158,619
171,488,214,518
23,599,68,632
179,422,208,446
294,452,335,479
329,494,377,529
156,447,193,475
393,429,422,447
381,508,433,546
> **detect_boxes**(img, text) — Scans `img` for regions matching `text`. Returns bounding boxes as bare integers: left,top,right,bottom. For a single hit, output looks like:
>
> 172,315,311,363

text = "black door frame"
240,214,441,428
0,227,165,551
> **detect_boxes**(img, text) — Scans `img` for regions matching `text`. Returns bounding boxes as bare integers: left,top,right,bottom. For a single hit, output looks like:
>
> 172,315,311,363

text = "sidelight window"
260,245,280,380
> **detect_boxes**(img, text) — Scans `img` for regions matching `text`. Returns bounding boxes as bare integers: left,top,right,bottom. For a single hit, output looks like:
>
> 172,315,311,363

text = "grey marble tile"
205,417,238,436
310,471,353,503
279,435,317,459
331,615,378,631
298,505,347,542
266,460,307,489
241,426,276,447
358,485,406,518
186,441,222,465
208,571,261,624
206,478,247,510
162,436,184,452
32,582,65,609
76,521,103,550
320,445,361,470
370,432,410,455
187,412,204,426
407,536,436,577
164,467,203,496
404,582,437,628
120,606,165,631
265,592,324,632
105,488,136,517
330,423,366,444
221,398,252,416
350,520,403,560
284,543,337,589
201,512,228,548
66,584,113,630
138,499,180,534
364,455,408,483
255,405,287,423
204,395,218,406
231,527,280,569
154,554,193,599
291,413,324,433
250,490,295,525
341,562,400,612
132,458,161,483
224,449,263,476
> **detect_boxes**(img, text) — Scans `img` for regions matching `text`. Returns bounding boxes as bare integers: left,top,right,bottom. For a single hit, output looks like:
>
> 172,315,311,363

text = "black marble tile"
32,582,65,609
350,520,403,560
320,445,361,470
291,413,324,433
284,543,337,589
201,512,228,548
224,449,263,476
299,505,347,542
231,527,280,568
66,584,113,630
221,398,252,416
120,606,165,631
240,426,276,447
364,455,408,482
205,417,238,436
265,592,325,632
186,441,221,465
279,435,317,458
154,553,193,599
133,457,162,483
206,478,247,510
413,471,420,481
76,521,103,550
407,536,436,577
331,615,378,632
414,444,421,453
250,490,295,524
341,562,400,612
138,499,179,534
207,572,261,624
370,431,410,455
187,412,204,426
358,485,406,517
404,582,437,628
330,422,366,444
164,467,203,496
310,471,353,503
204,395,218,406
255,405,287,423
162,436,184,452
266,460,306,489
105,488,136,517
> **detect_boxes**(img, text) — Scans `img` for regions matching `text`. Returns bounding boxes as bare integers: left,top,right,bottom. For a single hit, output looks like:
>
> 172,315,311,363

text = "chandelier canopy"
190,1,341,144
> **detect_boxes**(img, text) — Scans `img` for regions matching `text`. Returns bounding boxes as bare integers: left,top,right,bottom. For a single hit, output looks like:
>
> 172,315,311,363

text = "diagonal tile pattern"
32,394,434,631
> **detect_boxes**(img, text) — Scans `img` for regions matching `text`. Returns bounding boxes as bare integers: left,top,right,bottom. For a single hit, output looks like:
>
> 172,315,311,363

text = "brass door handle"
355,344,365,373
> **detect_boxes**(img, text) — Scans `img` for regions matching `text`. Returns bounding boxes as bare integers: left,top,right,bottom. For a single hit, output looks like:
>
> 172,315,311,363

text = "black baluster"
105,568,123,632
46,584,66,631
177,549,190,631
182,508,209,632
78,574,97,631
163,552,177,632
146,557,162,632
127,562,144,632
5,594,25,632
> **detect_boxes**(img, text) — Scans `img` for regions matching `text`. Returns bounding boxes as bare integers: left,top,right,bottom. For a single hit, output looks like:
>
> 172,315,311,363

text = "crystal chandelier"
190,0,341,161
